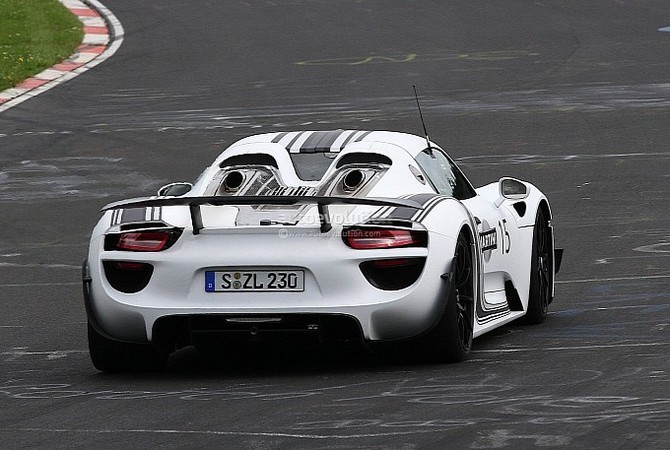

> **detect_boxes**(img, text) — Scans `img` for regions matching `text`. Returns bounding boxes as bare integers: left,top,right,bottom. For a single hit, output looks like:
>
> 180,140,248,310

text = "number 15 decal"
498,219,511,254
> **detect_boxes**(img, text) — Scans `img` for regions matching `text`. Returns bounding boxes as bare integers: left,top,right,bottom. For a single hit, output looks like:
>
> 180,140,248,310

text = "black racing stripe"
285,131,308,151
338,130,360,150
383,194,438,221
297,131,324,153
413,195,448,222
375,194,413,219
353,130,374,142
411,193,439,206
121,208,146,223
384,202,423,220
476,295,510,320
373,206,394,219
385,206,417,220
406,194,441,221
271,132,289,143
369,206,389,219
413,198,441,222
476,306,511,324
315,129,345,151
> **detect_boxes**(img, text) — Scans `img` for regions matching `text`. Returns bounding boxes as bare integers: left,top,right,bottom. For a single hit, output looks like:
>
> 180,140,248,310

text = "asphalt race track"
1,0,669,448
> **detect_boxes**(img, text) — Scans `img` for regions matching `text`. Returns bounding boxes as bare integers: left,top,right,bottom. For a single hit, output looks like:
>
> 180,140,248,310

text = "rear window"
289,152,337,181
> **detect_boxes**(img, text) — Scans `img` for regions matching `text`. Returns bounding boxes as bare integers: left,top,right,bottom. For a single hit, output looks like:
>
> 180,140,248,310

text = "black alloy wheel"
524,208,553,324
420,232,475,363
453,234,475,353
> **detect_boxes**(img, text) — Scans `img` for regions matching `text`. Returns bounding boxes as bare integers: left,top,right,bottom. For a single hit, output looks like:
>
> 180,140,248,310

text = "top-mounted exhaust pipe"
342,169,366,192
222,171,245,192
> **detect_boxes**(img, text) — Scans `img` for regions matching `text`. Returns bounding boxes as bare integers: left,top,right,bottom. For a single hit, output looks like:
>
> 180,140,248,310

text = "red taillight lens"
114,261,149,270
372,258,411,268
105,228,182,252
343,228,427,249
117,231,172,252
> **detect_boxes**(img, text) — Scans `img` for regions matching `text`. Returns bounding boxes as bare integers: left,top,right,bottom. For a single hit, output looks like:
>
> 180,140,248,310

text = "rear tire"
523,208,553,324
421,232,475,363
88,322,167,372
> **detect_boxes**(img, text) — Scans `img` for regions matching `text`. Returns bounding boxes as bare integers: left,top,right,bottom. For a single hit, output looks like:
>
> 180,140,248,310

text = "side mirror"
157,182,193,197
496,177,528,206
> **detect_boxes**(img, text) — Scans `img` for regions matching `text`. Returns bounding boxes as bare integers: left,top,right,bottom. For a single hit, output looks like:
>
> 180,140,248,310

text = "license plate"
205,270,305,292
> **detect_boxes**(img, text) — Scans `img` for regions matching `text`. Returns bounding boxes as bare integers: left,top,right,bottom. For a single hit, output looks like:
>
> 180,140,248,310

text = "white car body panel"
85,130,560,357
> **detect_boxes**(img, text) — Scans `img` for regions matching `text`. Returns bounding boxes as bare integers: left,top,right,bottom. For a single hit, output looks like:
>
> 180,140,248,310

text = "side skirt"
473,310,526,338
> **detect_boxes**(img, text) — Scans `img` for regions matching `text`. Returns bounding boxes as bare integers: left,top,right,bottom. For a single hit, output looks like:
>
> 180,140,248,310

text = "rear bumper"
84,229,457,345
151,313,366,349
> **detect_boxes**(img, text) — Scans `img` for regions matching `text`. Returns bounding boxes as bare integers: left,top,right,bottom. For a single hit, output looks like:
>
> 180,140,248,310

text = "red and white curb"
0,0,123,113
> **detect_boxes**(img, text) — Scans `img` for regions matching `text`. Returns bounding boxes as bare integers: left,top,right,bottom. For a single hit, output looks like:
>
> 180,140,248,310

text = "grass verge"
0,0,83,92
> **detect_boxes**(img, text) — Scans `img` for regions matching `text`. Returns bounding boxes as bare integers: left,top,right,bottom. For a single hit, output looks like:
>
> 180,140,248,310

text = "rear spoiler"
102,195,424,234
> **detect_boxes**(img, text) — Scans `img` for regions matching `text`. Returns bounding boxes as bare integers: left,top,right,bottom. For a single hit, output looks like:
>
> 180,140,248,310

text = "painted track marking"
0,0,124,112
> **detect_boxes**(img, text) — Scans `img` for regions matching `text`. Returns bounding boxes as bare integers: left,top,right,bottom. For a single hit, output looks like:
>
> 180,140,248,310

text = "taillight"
371,258,411,268
114,261,148,270
105,229,182,252
343,228,427,249
118,232,170,251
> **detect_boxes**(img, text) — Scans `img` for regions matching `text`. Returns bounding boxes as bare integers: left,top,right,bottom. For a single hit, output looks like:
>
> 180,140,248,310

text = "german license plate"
205,270,304,292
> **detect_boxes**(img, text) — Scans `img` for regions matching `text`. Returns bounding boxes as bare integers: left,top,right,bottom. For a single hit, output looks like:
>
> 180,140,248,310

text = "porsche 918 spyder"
83,130,563,371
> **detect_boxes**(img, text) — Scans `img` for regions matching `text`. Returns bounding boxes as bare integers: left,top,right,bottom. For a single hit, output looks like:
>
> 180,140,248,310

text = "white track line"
557,274,670,284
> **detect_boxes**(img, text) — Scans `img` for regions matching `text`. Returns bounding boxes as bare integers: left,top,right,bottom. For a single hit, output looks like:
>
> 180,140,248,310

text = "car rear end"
85,202,456,351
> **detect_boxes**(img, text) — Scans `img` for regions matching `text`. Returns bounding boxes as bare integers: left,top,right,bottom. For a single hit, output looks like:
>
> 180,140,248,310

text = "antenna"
413,85,433,156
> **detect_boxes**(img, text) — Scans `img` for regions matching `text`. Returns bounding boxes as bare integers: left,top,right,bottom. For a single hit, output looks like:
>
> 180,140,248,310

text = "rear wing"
102,195,424,234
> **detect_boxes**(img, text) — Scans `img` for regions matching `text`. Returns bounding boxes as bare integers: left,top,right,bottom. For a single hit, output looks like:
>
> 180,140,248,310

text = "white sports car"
83,130,563,371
